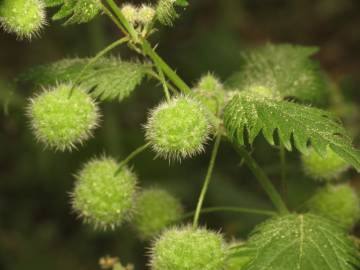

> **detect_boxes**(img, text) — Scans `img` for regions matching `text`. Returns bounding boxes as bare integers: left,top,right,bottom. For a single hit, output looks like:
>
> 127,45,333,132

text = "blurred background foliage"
1,0,360,269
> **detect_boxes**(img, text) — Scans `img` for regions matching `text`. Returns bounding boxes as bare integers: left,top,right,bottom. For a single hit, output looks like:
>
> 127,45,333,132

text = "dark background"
1,0,360,269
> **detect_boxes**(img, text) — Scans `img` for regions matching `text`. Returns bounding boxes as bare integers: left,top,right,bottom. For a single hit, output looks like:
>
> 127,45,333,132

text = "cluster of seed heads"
121,3,156,26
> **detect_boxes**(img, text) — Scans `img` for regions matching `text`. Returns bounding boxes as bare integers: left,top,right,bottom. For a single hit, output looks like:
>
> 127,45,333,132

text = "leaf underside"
225,44,328,106
243,214,360,270
223,92,360,172
44,0,102,24
19,57,148,102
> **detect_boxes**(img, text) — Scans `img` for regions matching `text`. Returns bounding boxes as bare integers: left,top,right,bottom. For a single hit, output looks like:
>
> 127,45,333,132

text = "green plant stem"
69,37,128,97
235,145,289,214
193,134,222,228
142,40,191,94
279,143,288,203
182,206,276,220
114,142,151,176
105,0,139,42
157,67,171,101
100,3,128,35
146,70,179,94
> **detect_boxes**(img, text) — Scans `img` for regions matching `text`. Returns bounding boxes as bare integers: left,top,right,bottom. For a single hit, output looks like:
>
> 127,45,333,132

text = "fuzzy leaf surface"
223,92,360,171
243,214,360,270
19,58,148,102
44,0,102,24
225,44,328,106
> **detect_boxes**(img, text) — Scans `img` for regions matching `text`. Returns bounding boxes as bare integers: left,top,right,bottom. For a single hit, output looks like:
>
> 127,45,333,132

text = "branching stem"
235,145,289,214
114,142,151,176
193,134,222,228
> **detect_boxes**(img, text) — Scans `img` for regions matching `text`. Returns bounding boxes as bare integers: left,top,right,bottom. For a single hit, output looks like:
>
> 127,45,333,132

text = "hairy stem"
279,143,288,204
69,37,128,97
115,142,151,176
100,3,127,35
193,134,222,228
182,206,276,220
142,41,191,94
157,67,171,101
235,145,289,214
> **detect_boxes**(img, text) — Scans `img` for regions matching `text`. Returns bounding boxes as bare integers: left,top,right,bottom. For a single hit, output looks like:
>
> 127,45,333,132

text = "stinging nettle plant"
3,0,360,269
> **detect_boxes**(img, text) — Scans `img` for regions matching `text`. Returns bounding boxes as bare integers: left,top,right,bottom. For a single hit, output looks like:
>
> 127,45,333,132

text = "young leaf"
19,57,148,102
44,0,102,24
225,44,328,106
156,0,187,26
243,214,360,270
223,92,360,172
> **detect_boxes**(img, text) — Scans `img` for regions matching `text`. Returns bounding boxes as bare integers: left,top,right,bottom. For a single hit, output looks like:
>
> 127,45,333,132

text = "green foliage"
132,188,183,239
44,0,102,24
156,0,188,26
243,214,360,270
145,96,210,160
302,147,350,181
19,57,148,102
0,0,46,39
72,157,137,230
223,91,360,172
27,84,100,151
225,44,328,106
307,184,360,229
150,226,227,270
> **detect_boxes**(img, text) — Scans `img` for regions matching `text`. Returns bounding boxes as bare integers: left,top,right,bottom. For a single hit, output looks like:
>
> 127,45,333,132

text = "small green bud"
121,4,138,24
307,184,360,229
137,4,156,25
193,73,226,116
28,84,100,151
71,157,137,230
132,188,183,239
302,147,350,181
150,226,227,270
0,0,46,39
145,96,210,161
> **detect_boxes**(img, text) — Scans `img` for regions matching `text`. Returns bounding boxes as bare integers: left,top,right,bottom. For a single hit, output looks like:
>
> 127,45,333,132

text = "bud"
121,4,137,24
137,4,156,25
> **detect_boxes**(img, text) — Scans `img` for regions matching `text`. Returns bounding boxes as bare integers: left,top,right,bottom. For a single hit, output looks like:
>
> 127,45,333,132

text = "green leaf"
225,44,328,106
243,214,360,270
156,0,186,26
223,92,360,172
45,0,102,24
19,57,148,102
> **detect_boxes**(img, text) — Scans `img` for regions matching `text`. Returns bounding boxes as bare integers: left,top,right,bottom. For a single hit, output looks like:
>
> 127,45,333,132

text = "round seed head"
302,147,350,181
27,84,100,151
138,4,156,25
133,188,183,239
0,0,46,40
150,226,227,270
71,157,137,230
145,96,210,161
121,4,138,24
307,184,360,229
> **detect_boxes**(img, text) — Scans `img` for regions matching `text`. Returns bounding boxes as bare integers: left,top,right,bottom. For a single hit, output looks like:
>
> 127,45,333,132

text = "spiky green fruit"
302,147,350,181
0,0,46,39
133,188,183,239
307,184,360,229
193,73,226,116
71,157,137,230
150,226,227,270
28,84,100,151
145,96,210,160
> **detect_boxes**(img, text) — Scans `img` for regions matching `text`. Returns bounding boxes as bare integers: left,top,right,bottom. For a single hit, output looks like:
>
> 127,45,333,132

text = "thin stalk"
279,143,288,203
101,3,128,35
182,206,276,220
142,40,191,94
105,0,139,42
114,142,151,176
146,69,179,94
69,37,128,97
235,145,289,214
157,67,171,101
193,134,222,228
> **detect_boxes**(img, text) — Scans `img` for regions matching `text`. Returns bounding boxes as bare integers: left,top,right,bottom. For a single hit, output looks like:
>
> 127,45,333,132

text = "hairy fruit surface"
145,96,210,160
72,157,137,230
150,226,227,270
133,188,183,239
28,84,100,151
